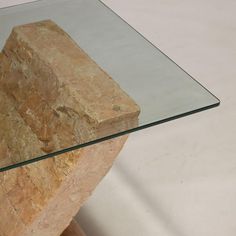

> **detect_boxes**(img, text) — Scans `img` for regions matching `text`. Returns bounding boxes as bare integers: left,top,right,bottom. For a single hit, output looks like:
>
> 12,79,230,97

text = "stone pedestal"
0,20,139,236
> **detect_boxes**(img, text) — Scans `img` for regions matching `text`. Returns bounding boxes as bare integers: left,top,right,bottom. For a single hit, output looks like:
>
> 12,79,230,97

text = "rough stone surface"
0,20,140,236
0,136,128,236
0,19,140,157
0,90,44,165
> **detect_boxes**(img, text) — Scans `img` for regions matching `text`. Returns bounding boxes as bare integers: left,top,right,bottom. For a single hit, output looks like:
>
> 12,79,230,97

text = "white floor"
76,0,236,236
1,0,235,235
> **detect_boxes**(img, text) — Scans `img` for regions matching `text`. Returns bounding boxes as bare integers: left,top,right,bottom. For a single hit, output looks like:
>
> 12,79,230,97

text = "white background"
1,0,235,235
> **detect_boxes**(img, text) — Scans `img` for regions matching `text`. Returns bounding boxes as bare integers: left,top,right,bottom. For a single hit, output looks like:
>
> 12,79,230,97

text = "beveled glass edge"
0,101,219,173
0,0,220,172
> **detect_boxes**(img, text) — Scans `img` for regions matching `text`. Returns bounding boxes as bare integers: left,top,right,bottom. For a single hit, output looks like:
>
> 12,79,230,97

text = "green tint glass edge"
0,0,220,172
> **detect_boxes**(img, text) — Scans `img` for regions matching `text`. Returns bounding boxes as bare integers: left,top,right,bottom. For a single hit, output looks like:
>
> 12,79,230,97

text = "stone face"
0,89,44,164
0,19,140,156
0,20,140,236
61,219,86,236
0,136,128,236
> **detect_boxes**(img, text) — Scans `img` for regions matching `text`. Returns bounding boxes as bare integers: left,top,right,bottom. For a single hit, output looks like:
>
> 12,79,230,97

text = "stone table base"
0,20,139,236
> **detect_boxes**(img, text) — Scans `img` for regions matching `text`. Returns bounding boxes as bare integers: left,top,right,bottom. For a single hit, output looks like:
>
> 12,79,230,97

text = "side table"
0,1,219,236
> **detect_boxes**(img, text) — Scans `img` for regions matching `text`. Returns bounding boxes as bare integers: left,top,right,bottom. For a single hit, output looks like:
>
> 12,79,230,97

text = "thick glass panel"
0,0,219,171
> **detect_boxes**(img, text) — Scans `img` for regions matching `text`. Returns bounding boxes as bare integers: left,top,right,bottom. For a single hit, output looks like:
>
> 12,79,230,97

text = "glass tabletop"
0,0,219,172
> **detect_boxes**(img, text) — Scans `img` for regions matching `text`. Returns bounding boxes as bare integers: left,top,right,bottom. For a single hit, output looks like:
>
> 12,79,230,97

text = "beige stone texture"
0,136,128,236
0,20,140,236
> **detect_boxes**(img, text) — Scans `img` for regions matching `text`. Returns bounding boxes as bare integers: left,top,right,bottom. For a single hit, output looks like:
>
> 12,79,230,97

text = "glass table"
0,0,219,235
0,0,219,172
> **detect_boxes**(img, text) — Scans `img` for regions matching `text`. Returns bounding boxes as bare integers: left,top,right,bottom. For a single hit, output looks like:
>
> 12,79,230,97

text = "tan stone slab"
0,20,139,236
0,89,44,164
0,20,140,154
0,136,128,236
